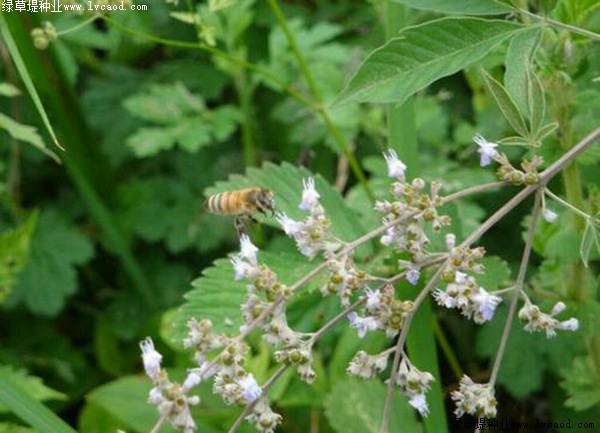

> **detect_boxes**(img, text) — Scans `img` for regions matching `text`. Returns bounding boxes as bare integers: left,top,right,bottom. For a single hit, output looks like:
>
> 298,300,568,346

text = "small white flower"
231,255,252,280
276,212,303,236
409,393,429,417
365,288,382,310
239,234,258,265
472,288,502,322
239,374,262,403
182,371,201,392
551,301,566,316
383,149,407,179
148,387,164,405
406,268,420,285
455,271,467,284
432,288,456,308
140,337,162,381
543,208,558,223
299,177,320,211
473,134,499,167
445,233,456,250
347,312,379,338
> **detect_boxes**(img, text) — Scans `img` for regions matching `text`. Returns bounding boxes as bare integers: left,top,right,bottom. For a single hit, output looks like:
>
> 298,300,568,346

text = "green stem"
267,0,374,202
515,7,600,42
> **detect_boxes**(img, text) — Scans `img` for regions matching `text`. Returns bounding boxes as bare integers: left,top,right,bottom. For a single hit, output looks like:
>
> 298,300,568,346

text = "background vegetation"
1,1,599,432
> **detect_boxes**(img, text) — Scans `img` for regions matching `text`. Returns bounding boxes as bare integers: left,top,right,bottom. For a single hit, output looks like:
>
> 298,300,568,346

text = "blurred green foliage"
0,1,599,432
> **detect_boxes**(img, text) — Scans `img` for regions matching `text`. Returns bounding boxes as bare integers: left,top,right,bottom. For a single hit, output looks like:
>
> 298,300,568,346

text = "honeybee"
205,188,275,235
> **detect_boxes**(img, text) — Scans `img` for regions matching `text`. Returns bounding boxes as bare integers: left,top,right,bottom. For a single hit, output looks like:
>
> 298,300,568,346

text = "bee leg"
234,217,248,237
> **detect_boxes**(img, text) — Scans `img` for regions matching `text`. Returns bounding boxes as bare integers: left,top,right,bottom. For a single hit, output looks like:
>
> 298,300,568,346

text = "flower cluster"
246,399,283,433
518,301,579,338
276,178,337,259
451,375,497,418
321,256,368,306
377,151,450,261
275,343,316,383
140,338,200,432
347,350,390,379
433,271,502,324
392,357,435,417
496,153,544,186
31,22,57,50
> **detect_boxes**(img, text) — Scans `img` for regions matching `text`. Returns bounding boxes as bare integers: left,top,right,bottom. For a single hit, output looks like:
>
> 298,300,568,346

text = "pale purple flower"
383,149,407,179
472,288,502,322
182,371,201,392
276,212,303,236
299,177,320,210
473,134,499,167
365,288,382,310
239,374,262,403
406,268,420,285
239,234,258,265
231,255,253,280
348,312,379,338
557,318,579,331
445,233,456,250
551,301,566,316
409,393,429,417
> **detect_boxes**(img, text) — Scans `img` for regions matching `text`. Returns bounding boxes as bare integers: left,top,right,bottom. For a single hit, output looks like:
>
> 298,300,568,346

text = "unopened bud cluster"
31,22,57,50
496,154,544,186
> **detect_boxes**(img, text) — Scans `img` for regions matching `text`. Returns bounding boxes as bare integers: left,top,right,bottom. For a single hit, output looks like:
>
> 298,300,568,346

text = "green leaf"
127,127,175,157
0,370,76,433
79,403,127,433
561,356,600,411
0,366,66,414
477,256,512,291
504,27,541,120
334,18,522,105
0,212,37,303
0,113,49,158
391,0,511,15
0,82,21,97
10,210,94,316
123,83,204,124
324,379,419,433
0,423,36,433
528,70,546,136
0,15,61,160
481,69,529,136
580,218,600,267
166,250,316,344
205,162,368,242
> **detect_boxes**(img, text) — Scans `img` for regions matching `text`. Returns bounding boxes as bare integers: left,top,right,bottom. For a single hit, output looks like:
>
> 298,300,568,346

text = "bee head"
257,189,276,216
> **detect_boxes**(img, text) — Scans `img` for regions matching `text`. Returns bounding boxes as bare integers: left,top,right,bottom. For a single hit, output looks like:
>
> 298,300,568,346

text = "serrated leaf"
10,210,94,316
127,127,175,157
561,356,600,411
0,212,37,303
505,27,541,120
205,162,368,243
481,69,529,136
580,218,600,267
0,82,20,97
0,366,66,414
167,251,316,343
0,113,49,157
476,256,512,291
335,18,522,105
324,379,419,433
391,0,511,15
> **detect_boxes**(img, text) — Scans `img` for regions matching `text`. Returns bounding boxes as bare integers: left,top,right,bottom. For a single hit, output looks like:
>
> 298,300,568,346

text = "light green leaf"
535,122,559,142
391,0,511,15
528,70,546,136
169,12,198,24
0,82,20,97
476,256,512,291
11,210,94,316
0,15,61,160
166,251,316,343
0,366,66,414
561,356,600,411
123,83,204,124
0,370,76,433
334,18,522,105
127,127,175,157
0,422,36,433
0,212,37,303
481,69,529,137
324,379,419,433
0,113,49,158
505,27,541,120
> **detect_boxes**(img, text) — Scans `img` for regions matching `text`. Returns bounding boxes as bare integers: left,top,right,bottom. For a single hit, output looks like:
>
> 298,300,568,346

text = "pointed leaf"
505,27,541,119
481,69,529,136
0,113,50,158
0,82,21,97
529,69,546,135
391,0,511,15
580,219,600,267
335,18,522,105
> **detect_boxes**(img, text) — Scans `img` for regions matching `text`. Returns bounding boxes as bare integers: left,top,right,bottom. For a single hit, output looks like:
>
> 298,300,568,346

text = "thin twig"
515,7,600,42
149,413,168,433
488,190,542,385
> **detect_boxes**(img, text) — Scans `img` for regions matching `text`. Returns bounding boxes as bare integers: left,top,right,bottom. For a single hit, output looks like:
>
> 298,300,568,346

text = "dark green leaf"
0,367,66,414
0,113,49,157
10,210,94,316
481,69,529,136
335,18,522,105
561,356,600,411
391,0,511,15
477,256,512,291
